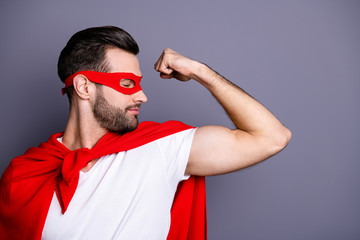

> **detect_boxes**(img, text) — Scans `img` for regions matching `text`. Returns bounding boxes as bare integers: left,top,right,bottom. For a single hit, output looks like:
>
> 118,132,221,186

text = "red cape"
0,121,207,240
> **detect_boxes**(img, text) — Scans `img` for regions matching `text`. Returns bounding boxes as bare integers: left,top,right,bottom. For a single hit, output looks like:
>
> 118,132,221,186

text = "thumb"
161,65,173,75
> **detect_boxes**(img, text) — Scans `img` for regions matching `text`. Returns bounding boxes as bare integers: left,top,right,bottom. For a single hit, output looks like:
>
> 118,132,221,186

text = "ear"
73,75,95,100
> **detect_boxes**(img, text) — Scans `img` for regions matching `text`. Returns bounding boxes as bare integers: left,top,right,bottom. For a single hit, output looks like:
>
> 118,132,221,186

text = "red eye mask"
62,71,143,95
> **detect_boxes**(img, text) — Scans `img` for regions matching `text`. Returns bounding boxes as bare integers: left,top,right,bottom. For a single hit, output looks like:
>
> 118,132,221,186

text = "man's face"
92,48,147,133
92,85,140,134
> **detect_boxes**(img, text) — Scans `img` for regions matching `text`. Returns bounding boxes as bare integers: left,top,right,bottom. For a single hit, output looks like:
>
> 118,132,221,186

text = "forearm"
191,62,290,143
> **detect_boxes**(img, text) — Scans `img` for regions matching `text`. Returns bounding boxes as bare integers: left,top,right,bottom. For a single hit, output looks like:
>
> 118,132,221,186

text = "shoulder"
139,120,194,129
130,121,196,149
1,133,66,183
130,120,195,139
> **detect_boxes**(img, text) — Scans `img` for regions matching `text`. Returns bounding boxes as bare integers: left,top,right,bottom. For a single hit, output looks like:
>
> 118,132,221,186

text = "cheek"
102,86,131,107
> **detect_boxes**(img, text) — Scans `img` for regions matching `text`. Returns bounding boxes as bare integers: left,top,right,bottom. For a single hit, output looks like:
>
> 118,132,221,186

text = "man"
0,26,291,239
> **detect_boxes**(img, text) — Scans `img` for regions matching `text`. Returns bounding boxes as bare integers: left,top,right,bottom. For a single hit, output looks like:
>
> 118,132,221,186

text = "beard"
92,87,140,134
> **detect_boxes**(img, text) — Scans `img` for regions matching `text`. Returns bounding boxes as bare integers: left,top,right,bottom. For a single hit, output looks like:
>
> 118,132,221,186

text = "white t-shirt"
42,128,196,240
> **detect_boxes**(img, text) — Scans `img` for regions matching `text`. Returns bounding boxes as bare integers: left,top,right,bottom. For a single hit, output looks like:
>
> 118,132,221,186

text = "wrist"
190,62,219,88
190,62,208,81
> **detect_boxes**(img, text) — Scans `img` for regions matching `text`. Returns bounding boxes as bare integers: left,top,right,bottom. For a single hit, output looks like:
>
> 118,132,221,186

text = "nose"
133,90,148,103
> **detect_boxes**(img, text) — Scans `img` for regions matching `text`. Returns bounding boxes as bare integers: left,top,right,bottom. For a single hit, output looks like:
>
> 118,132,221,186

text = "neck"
62,101,107,151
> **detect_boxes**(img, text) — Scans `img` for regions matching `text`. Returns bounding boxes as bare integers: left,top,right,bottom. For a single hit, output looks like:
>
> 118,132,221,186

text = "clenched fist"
154,48,199,82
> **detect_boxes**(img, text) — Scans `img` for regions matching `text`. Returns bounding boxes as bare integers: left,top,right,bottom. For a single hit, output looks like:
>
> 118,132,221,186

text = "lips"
127,108,139,114
126,104,141,114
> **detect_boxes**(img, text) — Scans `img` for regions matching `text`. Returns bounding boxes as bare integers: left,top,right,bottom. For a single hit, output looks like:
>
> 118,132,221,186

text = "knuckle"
164,48,172,53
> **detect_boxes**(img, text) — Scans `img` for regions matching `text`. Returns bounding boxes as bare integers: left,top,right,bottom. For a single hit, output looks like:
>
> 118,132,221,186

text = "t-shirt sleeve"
155,128,196,188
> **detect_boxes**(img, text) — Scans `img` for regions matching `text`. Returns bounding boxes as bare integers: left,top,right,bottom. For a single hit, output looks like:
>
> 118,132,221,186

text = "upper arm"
185,125,290,176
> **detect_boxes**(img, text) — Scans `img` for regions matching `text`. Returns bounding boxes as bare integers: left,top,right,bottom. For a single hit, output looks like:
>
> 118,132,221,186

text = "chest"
42,143,175,240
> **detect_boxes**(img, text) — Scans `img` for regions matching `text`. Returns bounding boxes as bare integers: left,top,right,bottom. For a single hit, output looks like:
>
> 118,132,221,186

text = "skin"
62,47,291,175
154,48,291,176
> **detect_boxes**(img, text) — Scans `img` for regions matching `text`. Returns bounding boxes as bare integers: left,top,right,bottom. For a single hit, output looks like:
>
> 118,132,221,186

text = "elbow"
268,126,292,155
281,126,292,147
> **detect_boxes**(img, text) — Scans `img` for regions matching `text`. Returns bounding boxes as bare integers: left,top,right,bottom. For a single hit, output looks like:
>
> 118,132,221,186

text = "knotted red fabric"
0,121,207,240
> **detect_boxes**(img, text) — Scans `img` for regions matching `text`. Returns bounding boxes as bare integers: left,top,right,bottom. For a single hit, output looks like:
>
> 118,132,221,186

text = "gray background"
1,0,359,239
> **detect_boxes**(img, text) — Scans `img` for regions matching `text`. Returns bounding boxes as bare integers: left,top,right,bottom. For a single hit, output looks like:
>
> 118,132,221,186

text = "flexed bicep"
186,126,287,176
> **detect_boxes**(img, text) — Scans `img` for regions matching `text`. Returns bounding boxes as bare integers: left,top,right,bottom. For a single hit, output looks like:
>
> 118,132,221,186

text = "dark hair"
58,26,139,101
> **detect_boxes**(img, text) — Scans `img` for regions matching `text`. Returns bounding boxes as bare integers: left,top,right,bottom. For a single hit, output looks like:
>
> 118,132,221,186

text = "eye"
120,79,135,88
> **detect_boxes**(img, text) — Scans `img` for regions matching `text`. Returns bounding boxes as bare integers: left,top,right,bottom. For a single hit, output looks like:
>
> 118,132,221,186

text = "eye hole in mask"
62,71,143,95
120,79,136,89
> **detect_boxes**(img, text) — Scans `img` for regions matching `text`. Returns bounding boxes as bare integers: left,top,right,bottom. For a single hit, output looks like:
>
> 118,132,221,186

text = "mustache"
125,104,141,111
